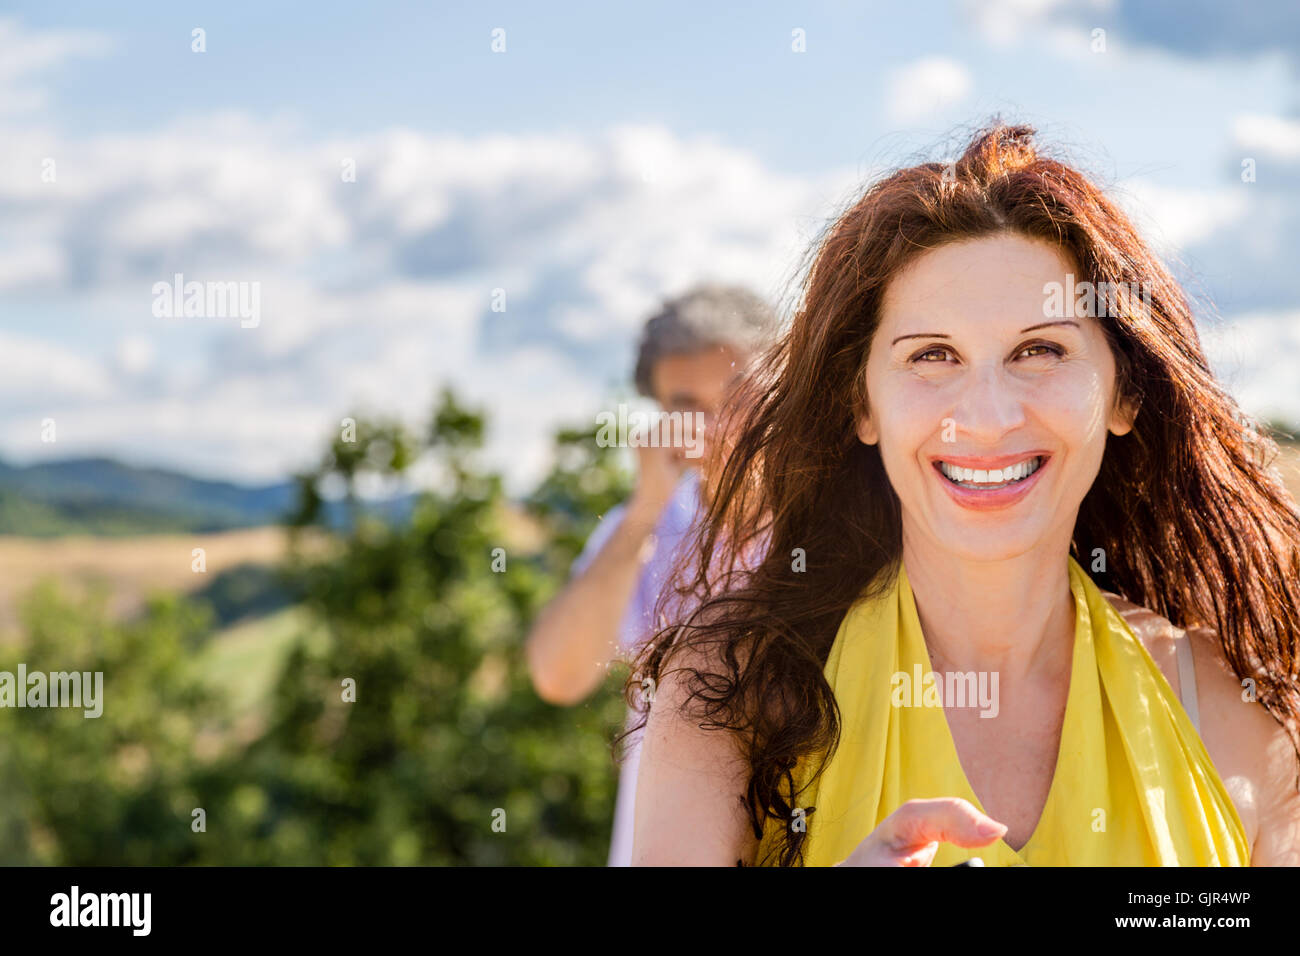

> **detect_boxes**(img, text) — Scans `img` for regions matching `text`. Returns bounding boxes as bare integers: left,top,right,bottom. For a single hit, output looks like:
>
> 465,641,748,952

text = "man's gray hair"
634,284,778,397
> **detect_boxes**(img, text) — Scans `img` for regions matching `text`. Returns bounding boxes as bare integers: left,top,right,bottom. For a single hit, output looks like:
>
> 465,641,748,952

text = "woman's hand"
836,797,1008,866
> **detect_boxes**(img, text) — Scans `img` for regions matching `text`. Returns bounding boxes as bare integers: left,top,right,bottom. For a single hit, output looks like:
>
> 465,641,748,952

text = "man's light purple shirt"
569,468,702,866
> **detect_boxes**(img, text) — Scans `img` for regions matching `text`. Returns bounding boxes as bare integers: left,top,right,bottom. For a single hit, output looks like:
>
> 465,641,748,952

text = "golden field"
0,526,330,637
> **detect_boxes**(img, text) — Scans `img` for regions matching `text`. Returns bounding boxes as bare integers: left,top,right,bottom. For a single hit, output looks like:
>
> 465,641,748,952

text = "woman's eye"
913,347,950,363
1018,343,1062,359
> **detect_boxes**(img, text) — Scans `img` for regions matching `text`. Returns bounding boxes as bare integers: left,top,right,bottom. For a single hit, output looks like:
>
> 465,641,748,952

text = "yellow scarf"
757,556,1250,866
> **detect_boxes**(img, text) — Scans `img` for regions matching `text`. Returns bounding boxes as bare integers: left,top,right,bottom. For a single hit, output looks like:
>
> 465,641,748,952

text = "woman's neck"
900,529,1077,686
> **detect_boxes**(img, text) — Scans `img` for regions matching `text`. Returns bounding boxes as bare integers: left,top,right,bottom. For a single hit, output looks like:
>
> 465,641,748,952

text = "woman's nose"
953,365,1026,440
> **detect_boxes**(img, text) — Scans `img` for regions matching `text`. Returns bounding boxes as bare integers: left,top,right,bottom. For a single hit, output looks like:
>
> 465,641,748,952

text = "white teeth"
938,456,1042,489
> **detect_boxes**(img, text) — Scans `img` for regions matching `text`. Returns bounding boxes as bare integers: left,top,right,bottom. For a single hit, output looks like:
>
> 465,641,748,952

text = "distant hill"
0,456,299,536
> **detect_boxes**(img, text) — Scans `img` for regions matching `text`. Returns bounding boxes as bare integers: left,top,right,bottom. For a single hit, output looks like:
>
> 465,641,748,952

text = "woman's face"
857,232,1136,563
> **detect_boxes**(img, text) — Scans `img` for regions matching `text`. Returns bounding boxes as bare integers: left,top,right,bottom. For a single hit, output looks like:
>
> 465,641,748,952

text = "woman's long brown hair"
621,120,1300,866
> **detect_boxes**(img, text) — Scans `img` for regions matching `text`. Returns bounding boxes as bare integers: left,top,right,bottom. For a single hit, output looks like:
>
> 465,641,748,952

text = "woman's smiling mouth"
930,453,1051,510
938,454,1044,489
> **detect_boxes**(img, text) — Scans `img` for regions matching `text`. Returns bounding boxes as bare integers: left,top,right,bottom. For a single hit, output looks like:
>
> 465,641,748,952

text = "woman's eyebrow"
890,319,1080,346
890,332,950,346
1019,320,1080,333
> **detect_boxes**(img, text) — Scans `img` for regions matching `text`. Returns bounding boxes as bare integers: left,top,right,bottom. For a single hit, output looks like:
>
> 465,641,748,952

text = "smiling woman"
626,121,1300,867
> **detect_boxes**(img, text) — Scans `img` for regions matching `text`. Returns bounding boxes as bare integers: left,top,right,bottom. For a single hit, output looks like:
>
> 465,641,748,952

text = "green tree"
0,584,222,864
198,391,633,864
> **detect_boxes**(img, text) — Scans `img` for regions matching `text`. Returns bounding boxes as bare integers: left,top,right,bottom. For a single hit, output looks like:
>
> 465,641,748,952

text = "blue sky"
10,1,1292,179
2,1,1299,490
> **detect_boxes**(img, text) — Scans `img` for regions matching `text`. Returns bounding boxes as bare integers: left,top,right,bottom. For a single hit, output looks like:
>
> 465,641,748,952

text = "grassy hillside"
191,604,324,746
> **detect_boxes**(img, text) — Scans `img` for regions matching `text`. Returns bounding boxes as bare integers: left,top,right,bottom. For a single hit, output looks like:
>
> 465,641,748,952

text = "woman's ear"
856,411,879,445
1109,390,1139,437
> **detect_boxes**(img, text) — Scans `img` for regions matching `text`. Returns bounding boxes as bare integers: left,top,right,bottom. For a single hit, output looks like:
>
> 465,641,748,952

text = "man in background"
525,284,777,866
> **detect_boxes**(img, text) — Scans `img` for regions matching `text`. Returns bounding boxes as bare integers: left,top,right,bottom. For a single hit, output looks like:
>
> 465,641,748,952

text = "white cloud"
887,57,973,123
0,331,111,402
0,80,855,490
0,240,64,288
1201,309,1300,425
115,335,155,375
1113,179,1250,255
1233,113,1300,160
961,0,1080,48
0,18,110,116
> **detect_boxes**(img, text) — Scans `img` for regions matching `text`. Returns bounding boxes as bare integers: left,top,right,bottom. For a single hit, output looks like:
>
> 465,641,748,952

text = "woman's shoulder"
1101,591,1242,714
1101,591,1300,863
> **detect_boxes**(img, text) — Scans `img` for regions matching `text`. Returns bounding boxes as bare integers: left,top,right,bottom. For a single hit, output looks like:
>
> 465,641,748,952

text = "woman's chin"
922,520,1048,565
